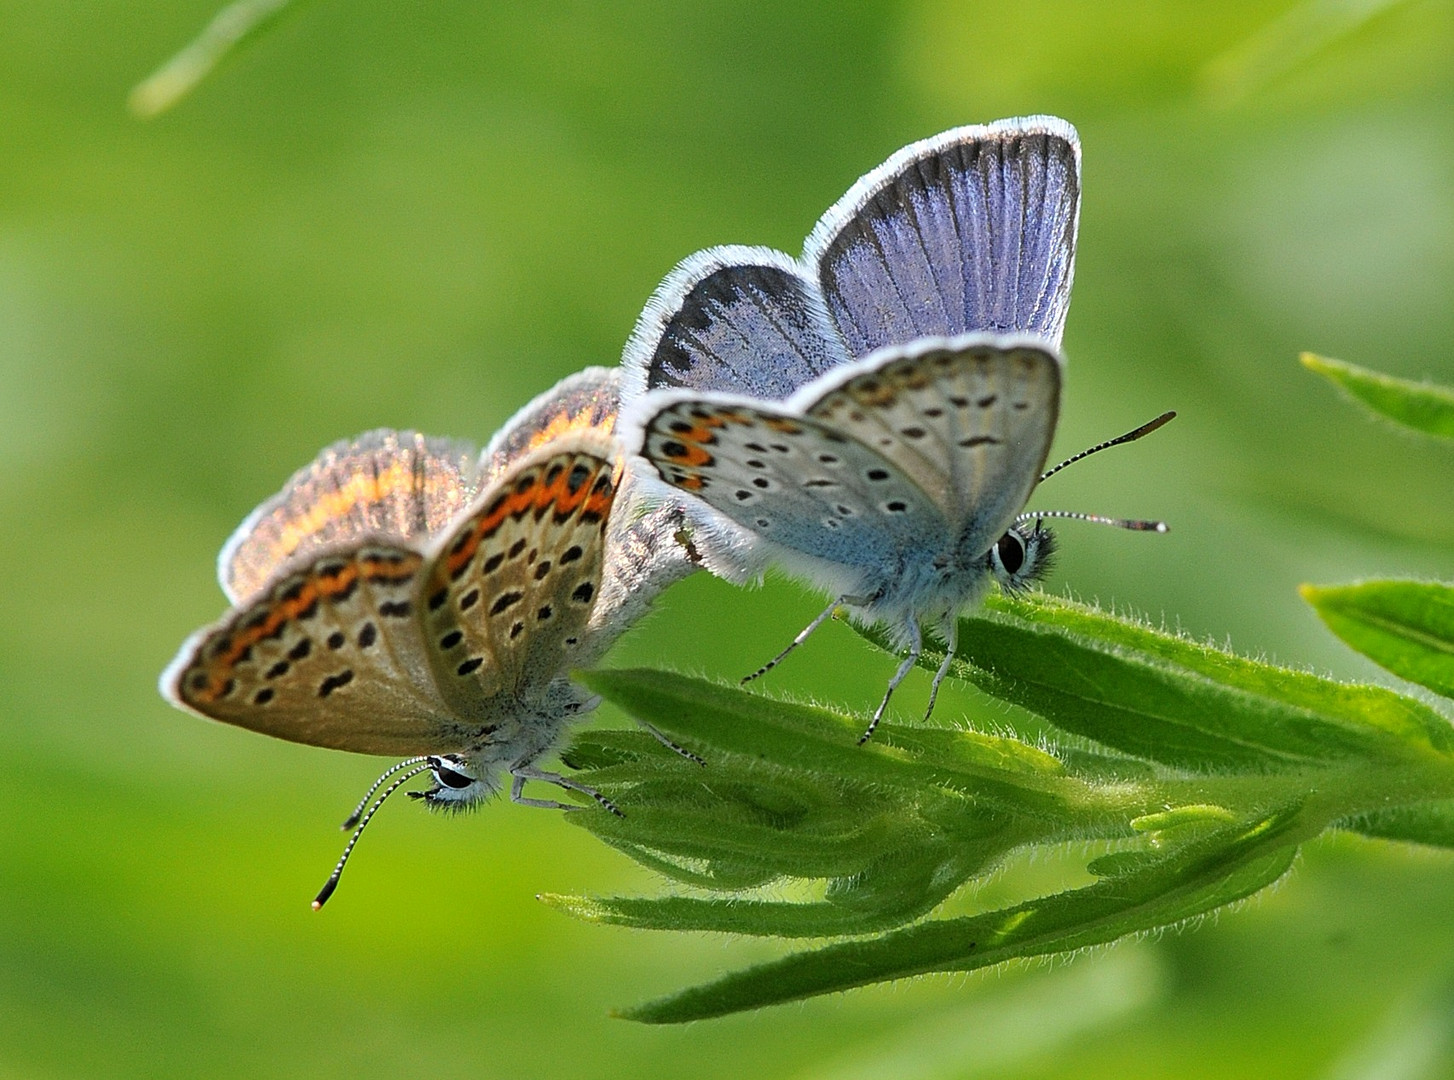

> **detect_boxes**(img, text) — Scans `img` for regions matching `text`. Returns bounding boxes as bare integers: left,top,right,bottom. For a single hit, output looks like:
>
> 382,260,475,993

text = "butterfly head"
987,521,1057,593
987,411,1177,594
407,754,501,811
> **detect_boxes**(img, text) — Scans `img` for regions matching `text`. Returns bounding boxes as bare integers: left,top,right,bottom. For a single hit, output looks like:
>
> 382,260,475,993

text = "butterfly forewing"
485,369,618,482
419,440,618,718
804,336,1061,541
220,430,482,605
640,398,943,575
622,248,851,402
806,118,1080,356
485,366,699,662
166,543,469,756
621,119,1080,415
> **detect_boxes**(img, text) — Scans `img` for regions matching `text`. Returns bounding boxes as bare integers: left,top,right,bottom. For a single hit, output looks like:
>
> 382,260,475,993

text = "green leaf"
557,599,1454,1017
879,591,1454,767
539,842,996,938
577,670,1074,814
1301,353,1454,440
1344,801,1454,849
1302,581,1454,699
619,809,1301,1022
129,0,315,118
564,674,1096,927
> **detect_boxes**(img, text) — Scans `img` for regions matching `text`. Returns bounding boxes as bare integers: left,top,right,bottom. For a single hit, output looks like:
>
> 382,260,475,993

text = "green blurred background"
3,1,1453,1076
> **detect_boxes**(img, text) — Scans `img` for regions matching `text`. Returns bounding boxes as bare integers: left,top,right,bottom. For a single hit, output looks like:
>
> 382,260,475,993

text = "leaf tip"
575,666,626,697
611,1002,673,1025
537,891,585,915
1299,583,1346,615
538,892,623,924
127,66,191,118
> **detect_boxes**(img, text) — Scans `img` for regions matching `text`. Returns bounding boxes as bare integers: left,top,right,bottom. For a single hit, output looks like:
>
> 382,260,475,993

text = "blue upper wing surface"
621,247,850,403
621,118,1080,406
805,117,1080,357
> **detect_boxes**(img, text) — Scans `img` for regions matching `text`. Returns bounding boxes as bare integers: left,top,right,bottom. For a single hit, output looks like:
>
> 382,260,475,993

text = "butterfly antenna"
1015,509,1168,533
313,760,434,911
1038,411,1176,485
341,757,428,830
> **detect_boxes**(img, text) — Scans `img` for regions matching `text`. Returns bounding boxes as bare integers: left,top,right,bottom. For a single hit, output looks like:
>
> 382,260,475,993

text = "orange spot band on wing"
666,441,714,467
267,462,446,561
581,479,614,519
443,455,613,579
522,405,619,455
197,551,422,701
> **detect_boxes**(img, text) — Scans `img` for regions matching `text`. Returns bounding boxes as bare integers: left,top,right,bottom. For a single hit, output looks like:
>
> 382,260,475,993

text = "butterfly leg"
743,593,875,685
922,616,959,723
510,765,624,817
639,722,706,766
859,615,922,745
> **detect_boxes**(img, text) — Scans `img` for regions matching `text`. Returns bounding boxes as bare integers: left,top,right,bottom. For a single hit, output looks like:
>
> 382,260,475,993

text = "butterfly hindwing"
802,335,1062,548
638,396,945,581
487,366,700,664
165,542,469,756
484,368,618,482
806,117,1080,356
418,438,618,719
219,430,482,606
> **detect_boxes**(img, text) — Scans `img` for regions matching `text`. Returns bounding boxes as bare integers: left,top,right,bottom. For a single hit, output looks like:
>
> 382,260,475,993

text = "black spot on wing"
318,670,354,697
490,591,524,616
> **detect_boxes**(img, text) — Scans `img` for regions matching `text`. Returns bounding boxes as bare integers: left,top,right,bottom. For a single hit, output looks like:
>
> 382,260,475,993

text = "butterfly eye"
429,755,477,789
412,754,494,812
988,524,1057,591
995,532,1026,575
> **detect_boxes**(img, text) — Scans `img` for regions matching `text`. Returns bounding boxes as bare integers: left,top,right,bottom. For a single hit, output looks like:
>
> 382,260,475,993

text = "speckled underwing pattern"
164,435,620,758
419,447,616,719
219,430,482,606
170,543,464,756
